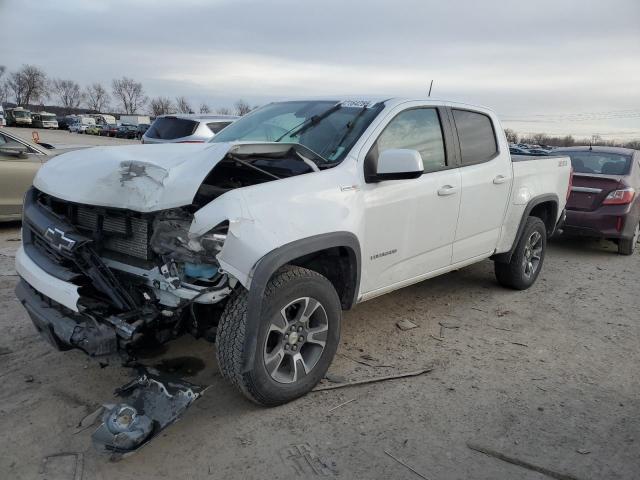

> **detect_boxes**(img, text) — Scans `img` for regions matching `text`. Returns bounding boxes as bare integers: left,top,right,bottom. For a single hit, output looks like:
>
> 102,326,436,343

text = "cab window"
366,108,446,176
452,109,498,165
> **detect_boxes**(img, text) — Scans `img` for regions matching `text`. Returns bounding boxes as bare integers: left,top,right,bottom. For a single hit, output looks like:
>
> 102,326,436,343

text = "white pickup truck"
15,98,572,408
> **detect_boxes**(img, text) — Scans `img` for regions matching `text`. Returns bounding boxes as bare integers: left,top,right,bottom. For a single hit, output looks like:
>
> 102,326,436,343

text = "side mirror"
0,147,28,159
372,149,423,182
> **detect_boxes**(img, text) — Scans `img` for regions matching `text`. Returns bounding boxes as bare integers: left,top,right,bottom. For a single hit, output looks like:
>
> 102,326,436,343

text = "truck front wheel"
495,216,547,290
216,265,342,406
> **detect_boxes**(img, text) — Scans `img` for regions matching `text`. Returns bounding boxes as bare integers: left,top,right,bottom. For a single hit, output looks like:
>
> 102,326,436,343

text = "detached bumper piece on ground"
92,368,207,457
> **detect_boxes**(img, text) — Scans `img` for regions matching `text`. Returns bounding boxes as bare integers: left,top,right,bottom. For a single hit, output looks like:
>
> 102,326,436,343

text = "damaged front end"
15,187,236,358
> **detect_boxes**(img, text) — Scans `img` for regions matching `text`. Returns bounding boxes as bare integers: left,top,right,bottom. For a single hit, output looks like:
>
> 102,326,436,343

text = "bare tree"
0,66,7,104
199,103,211,114
149,97,175,116
52,79,84,112
504,128,518,144
216,107,232,115
111,76,147,114
85,83,110,112
175,96,192,114
234,99,251,116
6,64,48,106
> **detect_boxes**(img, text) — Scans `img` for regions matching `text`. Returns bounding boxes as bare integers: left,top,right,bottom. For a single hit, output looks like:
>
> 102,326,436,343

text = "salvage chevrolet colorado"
15,98,572,408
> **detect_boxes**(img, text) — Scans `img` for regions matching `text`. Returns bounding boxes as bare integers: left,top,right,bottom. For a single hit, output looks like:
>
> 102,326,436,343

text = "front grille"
36,192,152,260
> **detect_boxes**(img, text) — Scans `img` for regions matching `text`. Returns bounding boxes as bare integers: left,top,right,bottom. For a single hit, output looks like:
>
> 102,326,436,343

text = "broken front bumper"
15,279,138,356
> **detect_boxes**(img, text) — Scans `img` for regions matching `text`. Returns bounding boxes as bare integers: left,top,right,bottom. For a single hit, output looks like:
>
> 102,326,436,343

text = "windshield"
210,100,383,162
41,114,56,121
564,151,632,175
14,111,30,118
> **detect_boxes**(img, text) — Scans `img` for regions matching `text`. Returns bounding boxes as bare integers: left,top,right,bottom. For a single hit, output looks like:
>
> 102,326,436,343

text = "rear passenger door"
449,108,512,263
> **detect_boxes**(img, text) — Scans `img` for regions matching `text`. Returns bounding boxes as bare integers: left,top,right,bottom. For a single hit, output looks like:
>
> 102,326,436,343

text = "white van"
68,116,96,133
0,106,5,127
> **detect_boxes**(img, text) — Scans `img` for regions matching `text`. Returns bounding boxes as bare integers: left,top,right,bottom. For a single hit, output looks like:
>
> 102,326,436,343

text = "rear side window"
370,108,446,173
563,152,632,175
146,117,198,139
452,109,498,165
207,122,232,134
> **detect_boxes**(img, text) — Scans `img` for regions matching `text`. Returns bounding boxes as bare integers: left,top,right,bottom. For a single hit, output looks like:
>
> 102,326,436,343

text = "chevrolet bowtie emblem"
44,227,76,252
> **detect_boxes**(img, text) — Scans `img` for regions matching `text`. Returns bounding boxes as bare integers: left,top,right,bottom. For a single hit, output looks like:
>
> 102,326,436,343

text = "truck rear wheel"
216,265,341,406
495,216,547,290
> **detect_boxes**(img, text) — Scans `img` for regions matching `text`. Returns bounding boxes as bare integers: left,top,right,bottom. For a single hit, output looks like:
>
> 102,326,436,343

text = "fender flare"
241,232,361,373
492,194,559,264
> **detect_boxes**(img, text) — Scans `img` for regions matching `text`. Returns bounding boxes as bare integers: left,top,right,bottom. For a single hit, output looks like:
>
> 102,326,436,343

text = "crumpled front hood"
34,142,234,212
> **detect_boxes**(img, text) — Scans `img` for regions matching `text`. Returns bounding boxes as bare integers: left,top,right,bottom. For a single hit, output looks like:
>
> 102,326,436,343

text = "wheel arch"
493,194,559,264
241,232,361,373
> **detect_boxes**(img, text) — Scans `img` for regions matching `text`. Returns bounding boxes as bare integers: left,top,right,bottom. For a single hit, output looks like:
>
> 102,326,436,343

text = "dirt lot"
0,131,638,479
3,126,139,147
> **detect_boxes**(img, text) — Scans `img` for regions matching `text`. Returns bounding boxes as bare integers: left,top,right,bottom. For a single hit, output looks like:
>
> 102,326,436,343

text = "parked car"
115,124,138,139
99,124,118,137
558,146,640,254
0,130,87,221
136,123,150,139
527,148,550,156
141,114,238,144
85,124,101,135
57,116,70,131
14,97,572,436
509,146,530,155
69,116,96,133
31,112,59,129
0,105,6,127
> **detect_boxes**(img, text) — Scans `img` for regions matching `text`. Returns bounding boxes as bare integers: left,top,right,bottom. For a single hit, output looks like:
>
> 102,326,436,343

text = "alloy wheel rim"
522,230,543,278
263,297,328,384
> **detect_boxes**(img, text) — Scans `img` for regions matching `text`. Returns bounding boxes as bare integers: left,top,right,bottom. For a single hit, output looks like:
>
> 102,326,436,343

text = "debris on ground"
328,398,356,413
384,450,430,479
40,452,84,480
496,309,511,317
438,321,460,329
576,448,590,455
74,407,105,434
315,367,433,391
24,375,34,383
467,442,581,480
397,319,418,331
324,373,347,384
92,368,207,457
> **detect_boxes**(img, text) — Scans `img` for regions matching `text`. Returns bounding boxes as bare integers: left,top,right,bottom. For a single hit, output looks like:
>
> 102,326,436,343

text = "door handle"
493,175,508,184
437,185,458,196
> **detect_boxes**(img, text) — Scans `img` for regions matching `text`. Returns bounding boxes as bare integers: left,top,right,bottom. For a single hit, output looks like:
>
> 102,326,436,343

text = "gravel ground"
3,126,139,147
0,131,638,479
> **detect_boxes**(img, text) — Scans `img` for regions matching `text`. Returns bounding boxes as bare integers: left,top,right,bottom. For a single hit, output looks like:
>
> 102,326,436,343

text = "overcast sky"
1,0,639,139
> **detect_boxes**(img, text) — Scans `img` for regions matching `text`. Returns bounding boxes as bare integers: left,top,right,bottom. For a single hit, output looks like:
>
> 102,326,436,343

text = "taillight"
603,187,635,205
567,167,574,201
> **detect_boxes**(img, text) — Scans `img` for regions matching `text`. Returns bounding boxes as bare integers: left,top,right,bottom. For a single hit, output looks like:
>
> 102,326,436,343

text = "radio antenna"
428,80,434,97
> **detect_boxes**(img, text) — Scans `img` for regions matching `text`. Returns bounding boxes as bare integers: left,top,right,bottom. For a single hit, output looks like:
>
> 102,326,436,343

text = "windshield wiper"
326,105,370,159
274,103,342,142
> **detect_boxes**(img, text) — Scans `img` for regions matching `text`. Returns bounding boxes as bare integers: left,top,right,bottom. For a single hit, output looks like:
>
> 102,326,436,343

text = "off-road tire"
495,216,547,290
618,222,639,255
216,265,341,406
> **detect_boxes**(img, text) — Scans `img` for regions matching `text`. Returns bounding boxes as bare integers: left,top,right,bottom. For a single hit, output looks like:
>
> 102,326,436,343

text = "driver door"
0,133,44,219
360,105,461,295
